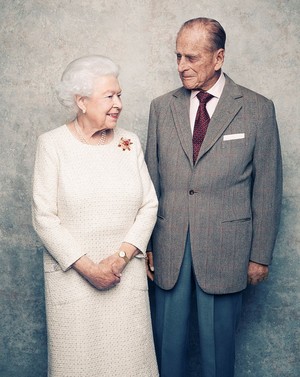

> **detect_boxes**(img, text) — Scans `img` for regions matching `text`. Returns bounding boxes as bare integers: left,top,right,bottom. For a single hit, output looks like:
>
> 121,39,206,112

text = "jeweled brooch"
118,137,133,151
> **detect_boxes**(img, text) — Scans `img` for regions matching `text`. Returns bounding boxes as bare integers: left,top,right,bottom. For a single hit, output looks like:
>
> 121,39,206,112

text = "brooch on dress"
118,137,133,151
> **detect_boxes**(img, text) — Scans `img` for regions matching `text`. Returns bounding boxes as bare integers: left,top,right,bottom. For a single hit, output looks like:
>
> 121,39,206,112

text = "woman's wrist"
72,255,96,278
118,242,139,260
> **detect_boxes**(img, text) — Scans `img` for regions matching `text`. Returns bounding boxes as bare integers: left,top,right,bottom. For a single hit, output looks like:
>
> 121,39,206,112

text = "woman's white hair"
56,55,119,117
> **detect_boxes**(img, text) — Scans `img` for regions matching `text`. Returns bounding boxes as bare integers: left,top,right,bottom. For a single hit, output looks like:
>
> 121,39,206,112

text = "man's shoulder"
116,127,141,145
151,87,187,105
239,84,271,104
225,74,272,104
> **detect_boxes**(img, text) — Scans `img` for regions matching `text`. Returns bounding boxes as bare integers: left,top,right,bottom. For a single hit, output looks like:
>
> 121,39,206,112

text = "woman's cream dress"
32,125,159,377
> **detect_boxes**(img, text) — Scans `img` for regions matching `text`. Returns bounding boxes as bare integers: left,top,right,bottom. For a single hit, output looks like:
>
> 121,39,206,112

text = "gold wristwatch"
118,250,130,264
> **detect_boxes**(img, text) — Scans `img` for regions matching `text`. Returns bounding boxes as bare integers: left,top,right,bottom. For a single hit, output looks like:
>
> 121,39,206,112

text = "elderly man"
145,17,282,377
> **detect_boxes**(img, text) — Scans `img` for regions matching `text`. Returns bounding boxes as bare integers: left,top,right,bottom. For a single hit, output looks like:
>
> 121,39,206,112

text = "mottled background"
0,0,299,376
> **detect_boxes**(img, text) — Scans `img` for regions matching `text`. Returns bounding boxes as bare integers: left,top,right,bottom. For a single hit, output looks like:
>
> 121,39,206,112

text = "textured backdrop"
0,1,299,376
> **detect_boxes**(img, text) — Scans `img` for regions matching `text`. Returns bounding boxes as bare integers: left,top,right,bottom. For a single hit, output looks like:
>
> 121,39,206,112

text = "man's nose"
177,57,188,72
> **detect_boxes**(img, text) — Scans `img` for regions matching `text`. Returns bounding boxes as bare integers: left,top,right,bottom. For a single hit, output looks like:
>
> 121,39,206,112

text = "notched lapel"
197,76,243,162
171,88,194,165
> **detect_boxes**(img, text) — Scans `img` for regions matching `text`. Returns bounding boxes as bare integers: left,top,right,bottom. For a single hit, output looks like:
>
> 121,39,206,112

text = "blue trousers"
154,233,242,377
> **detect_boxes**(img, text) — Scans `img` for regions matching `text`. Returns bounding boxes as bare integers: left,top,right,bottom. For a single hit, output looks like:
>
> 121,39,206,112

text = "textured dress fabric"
32,125,159,377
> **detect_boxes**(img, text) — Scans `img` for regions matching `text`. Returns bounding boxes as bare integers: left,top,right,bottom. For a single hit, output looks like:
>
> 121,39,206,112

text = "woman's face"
83,75,122,130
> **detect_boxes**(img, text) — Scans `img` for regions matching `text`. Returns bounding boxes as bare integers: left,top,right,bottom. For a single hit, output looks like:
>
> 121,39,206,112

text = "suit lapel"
169,76,244,166
171,88,194,165
196,75,243,162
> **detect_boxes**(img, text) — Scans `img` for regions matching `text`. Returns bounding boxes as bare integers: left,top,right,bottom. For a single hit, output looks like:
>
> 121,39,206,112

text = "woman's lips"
108,113,119,119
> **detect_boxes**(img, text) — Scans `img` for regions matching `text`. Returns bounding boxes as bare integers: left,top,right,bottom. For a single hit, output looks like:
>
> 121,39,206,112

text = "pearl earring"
82,109,86,114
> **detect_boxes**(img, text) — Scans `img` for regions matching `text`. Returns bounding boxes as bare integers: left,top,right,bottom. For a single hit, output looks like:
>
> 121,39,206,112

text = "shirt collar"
191,71,225,99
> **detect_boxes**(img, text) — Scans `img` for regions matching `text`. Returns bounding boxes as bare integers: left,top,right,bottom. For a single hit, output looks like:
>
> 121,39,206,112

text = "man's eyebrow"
175,52,199,59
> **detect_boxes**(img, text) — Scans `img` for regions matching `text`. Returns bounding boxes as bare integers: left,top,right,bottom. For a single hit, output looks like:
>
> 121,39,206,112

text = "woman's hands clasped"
73,254,127,290
72,243,139,290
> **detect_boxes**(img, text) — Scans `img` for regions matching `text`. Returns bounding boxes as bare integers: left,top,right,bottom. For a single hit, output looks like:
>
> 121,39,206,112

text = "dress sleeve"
144,100,160,252
32,135,86,271
122,136,158,255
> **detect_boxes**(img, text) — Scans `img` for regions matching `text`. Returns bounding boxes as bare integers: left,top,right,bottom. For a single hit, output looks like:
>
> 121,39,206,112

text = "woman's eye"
105,93,121,99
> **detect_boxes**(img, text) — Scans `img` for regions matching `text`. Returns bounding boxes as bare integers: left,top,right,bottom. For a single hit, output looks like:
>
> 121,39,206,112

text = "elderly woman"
32,55,159,377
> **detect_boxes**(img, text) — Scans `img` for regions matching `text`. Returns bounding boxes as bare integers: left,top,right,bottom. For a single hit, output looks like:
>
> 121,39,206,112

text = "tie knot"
197,91,214,104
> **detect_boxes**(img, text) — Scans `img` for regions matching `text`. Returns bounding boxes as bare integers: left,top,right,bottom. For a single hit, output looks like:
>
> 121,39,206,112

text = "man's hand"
146,251,155,281
247,261,269,285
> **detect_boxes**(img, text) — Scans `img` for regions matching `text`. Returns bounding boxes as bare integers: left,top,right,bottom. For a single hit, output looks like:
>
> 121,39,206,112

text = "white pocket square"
223,133,245,141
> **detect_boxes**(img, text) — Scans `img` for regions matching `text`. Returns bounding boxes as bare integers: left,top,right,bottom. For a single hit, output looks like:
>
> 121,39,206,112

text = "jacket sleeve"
145,100,161,198
250,99,283,265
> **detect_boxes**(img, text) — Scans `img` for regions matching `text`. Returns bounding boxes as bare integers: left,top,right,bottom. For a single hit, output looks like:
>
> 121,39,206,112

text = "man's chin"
182,83,196,90
181,78,197,90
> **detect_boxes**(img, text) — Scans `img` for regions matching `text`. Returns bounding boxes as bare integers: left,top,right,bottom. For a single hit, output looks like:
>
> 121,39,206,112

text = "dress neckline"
63,124,118,148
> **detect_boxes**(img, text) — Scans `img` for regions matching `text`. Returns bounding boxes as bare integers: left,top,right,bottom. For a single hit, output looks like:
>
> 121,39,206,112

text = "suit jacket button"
189,190,195,195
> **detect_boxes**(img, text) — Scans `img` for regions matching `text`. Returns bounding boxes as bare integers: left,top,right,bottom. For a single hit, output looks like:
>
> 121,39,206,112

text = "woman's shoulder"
115,127,142,148
38,125,67,142
116,127,139,140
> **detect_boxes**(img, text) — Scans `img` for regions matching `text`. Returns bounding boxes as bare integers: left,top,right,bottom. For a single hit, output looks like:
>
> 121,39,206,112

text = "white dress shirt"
190,71,226,133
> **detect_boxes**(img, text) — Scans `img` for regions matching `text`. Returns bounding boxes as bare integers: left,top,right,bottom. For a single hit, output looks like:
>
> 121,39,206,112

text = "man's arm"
248,99,282,284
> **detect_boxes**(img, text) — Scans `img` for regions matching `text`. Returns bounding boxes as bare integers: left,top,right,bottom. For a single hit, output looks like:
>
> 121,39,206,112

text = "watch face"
119,251,126,258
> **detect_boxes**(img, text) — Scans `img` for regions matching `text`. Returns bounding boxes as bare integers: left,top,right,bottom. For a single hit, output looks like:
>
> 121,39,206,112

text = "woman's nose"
113,95,122,109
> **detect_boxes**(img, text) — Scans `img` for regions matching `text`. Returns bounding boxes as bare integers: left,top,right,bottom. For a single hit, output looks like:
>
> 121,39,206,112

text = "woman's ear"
75,95,87,114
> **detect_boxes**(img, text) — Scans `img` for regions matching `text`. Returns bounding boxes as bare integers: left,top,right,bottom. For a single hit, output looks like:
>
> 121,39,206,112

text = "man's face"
175,27,224,91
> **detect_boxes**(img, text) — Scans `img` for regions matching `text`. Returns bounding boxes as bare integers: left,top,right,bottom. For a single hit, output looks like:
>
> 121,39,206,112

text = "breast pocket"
221,136,248,149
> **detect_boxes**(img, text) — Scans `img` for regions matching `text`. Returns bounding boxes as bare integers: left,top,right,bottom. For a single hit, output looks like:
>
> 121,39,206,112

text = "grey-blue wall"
0,1,299,376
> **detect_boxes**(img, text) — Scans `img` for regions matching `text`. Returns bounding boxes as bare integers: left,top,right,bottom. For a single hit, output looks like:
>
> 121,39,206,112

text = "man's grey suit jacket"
145,74,282,294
